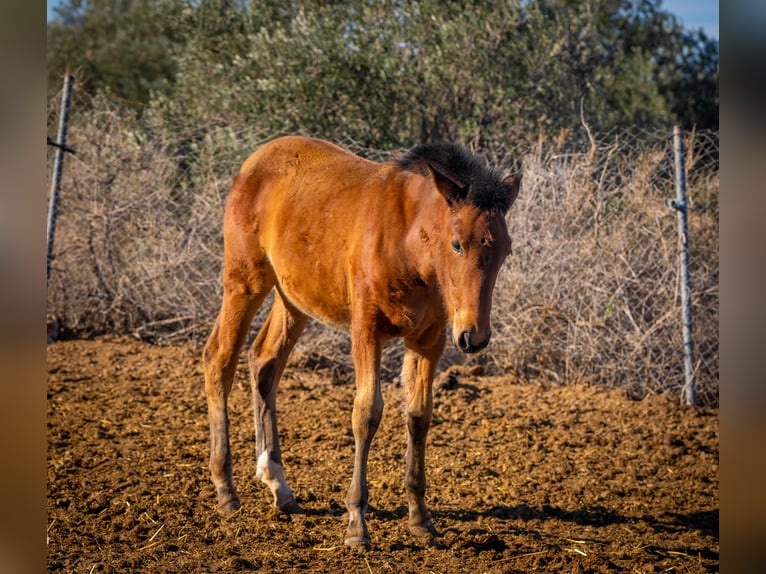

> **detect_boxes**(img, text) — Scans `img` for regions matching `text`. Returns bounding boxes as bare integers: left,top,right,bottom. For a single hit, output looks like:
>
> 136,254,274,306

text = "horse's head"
396,143,521,353
432,167,520,353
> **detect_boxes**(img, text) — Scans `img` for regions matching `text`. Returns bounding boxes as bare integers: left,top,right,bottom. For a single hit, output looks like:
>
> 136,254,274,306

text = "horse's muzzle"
456,329,490,354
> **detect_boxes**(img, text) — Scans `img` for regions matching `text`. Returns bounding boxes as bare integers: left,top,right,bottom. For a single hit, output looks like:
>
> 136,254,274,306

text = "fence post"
669,125,696,406
47,74,75,287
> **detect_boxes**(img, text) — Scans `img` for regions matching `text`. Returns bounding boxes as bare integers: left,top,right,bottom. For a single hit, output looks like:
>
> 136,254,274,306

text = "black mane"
394,142,510,213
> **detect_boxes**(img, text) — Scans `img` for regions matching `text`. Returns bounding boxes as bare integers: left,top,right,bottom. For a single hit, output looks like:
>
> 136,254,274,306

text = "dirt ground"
47,337,718,573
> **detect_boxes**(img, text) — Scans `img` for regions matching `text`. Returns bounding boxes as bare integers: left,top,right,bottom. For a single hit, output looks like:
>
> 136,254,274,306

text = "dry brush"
47,102,718,405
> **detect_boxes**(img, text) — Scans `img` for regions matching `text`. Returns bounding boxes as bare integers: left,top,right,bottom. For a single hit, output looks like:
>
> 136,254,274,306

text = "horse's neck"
402,182,448,285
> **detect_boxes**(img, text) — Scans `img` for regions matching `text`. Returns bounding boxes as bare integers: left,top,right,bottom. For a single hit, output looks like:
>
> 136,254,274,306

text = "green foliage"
48,0,718,146
47,0,190,105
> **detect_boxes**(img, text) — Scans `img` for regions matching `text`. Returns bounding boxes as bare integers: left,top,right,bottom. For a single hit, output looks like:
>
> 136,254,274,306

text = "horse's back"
228,136,380,222
223,136,394,328
238,135,374,186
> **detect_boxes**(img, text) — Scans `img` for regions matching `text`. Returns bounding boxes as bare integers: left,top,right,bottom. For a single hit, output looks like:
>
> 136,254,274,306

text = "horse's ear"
502,173,522,210
427,162,467,207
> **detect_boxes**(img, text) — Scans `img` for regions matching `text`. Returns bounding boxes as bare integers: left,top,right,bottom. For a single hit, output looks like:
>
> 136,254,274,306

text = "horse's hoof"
217,498,241,516
278,498,303,514
409,519,437,538
344,536,371,550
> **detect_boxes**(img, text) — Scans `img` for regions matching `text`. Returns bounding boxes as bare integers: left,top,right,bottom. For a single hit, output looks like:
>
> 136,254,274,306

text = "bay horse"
203,135,521,548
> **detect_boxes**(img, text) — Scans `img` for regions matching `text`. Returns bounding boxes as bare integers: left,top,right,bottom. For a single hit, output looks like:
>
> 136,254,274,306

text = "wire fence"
46,88,719,406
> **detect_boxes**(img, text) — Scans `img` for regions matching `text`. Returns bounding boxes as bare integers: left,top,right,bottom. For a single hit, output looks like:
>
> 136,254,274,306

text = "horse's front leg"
344,330,383,548
401,333,445,537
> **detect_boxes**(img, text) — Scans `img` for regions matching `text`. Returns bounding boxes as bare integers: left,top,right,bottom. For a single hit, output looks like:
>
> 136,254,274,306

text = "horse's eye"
451,239,463,254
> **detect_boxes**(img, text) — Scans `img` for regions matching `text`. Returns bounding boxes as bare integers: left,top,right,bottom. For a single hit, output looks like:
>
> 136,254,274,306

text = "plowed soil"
47,337,718,573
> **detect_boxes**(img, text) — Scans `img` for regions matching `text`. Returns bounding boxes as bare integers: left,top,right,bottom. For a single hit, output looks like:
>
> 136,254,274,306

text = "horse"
203,135,521,548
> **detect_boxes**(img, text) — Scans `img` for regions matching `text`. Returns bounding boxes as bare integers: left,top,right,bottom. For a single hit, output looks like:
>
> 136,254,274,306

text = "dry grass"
47,101,718,406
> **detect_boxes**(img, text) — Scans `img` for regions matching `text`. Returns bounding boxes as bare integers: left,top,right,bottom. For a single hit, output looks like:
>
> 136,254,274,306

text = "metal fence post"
47,74,75,287
669,125,696,406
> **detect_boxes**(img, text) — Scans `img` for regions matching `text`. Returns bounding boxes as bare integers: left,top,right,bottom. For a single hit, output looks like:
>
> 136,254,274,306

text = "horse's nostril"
456,330,490,353
459,331,471,352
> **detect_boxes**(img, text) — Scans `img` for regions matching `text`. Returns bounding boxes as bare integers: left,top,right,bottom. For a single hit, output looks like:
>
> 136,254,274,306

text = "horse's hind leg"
249,291,307,511
203,263,274,515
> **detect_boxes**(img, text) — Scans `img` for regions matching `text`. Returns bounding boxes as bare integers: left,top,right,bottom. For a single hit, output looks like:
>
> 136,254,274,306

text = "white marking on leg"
257,451,294,507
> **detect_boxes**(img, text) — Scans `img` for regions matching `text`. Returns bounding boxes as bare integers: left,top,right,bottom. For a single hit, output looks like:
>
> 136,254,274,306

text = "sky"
46,0,719,40
662,0,719,39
